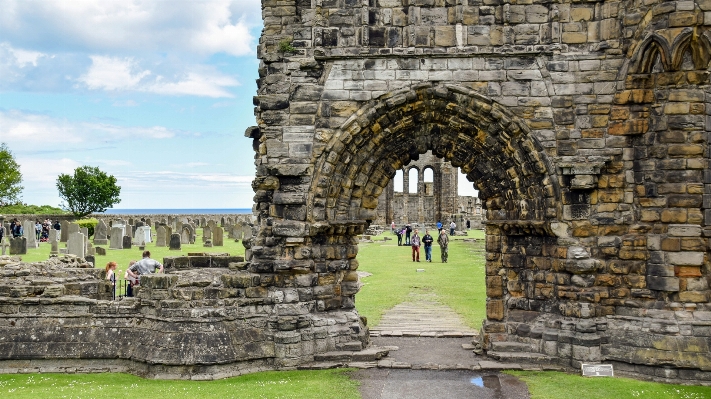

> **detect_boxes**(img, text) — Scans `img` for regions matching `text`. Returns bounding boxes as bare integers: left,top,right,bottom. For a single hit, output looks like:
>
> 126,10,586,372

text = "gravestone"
68,223,80,235
67,232,85,258
208,220,217,229
87,242,95,256
112,223,126,239
50,240,58,255
169,233,181,251
1,238,9,255
203,226,212,242
94,220,108,245
9,237,26,255
80,227,89,253
24,221,37,249
49,229,59,243
128,218,134,225
60,220,69,242
96,247,106,256
122,235,132,250
213,227,223,247
109,227,123,250
203,239,213,247
156,226,167,247
220,217,225,226
133,226,150,246
85,255,95,266
181,229,190,245
145,218,151,227
164,225,173,239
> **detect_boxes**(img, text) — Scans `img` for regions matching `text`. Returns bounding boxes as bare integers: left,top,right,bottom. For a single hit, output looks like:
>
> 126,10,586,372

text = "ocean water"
100,208,252,215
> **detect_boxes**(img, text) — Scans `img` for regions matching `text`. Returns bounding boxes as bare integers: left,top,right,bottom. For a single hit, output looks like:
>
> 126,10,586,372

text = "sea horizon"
99,208,252,215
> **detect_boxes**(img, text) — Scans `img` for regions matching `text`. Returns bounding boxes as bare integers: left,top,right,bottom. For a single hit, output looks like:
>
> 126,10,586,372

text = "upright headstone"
109,227,123,250
112,223,126,239
213,226,224,246
169,233,181,250
122,235,132,249
80,227,89,252
133,226,151,245
50,240,58,255
87,242,95,256
208,220,217,229
1,238,9,255
145,218,152,228
220,217,225,226
128,218,134,226
23,220,38,249
68,223,80,235
9,237,26,255
49,229,59,243
164,225,173,239
94,220,108,245
60,220,69,242
181,228,190,245
203,226,212,242
67,232,86,258
156,226,167,247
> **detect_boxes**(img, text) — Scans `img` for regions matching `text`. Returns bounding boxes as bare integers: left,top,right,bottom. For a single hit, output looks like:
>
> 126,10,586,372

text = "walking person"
438,229,449,263
449,220,456,236
436,220,442,233
405,224,412,245
411,229,421,262
422,229,434,262
35,220,42,241
396,227,403,246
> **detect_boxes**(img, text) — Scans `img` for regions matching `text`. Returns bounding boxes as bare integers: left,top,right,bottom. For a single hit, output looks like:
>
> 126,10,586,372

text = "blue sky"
0,0,476,209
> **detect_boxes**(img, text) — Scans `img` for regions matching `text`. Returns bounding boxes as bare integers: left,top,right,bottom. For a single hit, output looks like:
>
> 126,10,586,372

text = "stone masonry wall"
247,0,711,382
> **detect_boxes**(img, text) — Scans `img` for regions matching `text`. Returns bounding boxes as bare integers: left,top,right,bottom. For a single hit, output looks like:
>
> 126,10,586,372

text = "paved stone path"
369,289,478,338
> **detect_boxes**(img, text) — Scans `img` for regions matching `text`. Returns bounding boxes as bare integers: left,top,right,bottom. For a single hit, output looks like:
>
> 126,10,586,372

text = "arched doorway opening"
307,84,562,352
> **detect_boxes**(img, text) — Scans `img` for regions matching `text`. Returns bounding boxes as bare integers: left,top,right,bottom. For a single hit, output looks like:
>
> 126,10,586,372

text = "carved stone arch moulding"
308,83,561,236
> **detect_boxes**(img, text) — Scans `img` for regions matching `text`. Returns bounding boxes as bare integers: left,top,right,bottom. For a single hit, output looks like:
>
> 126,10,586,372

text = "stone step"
487,351,558,364
490,341,535,353
313,346,390,362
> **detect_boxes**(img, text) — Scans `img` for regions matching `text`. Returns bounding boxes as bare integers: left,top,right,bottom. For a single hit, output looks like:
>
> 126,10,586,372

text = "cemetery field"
14,230,246,278
355,230,487,330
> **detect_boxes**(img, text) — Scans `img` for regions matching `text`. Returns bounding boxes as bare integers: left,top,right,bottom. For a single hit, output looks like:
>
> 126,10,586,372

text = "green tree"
57,166,121,218
0,143,23,205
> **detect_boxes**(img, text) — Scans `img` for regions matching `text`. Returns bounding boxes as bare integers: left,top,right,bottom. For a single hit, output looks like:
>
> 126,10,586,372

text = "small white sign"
581,363,614,377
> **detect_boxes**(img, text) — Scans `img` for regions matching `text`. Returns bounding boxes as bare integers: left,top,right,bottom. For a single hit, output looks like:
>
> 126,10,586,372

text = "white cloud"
0,0,261,57
0,109,180,151
78,56,239,98
18,157,81,184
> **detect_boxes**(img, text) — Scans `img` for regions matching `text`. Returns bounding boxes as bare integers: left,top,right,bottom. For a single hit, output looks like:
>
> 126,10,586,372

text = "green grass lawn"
508,371,711,399
0,369,360,399
354,229,486,329
6,227,711,397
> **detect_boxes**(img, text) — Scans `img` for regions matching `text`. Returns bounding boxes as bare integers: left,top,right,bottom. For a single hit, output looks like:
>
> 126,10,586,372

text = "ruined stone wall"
248,0,711,382
0,255,366,378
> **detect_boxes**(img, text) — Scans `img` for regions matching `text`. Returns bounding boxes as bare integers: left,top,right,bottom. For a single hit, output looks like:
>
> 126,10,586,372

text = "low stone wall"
0,255,367,379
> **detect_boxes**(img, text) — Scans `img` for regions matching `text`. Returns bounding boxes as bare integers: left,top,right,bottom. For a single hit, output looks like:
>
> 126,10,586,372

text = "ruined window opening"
393,169,404,193
408,168,419,194
423,167,434,196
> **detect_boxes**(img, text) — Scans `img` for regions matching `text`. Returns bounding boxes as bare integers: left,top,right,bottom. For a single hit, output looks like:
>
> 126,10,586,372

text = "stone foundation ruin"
2,0,711,383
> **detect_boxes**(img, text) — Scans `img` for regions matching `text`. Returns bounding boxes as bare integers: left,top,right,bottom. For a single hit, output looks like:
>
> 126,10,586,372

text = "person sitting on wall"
125,260,137,297
127,251,164,285
411,228,421,262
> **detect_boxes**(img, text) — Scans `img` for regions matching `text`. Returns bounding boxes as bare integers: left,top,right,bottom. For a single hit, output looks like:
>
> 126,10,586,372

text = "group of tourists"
104,251,164,299
4,219,61,242
390,221,451,263
408,228,449,263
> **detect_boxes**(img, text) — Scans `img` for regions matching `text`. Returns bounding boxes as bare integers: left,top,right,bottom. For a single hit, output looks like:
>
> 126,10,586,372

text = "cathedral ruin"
1,0,711,383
